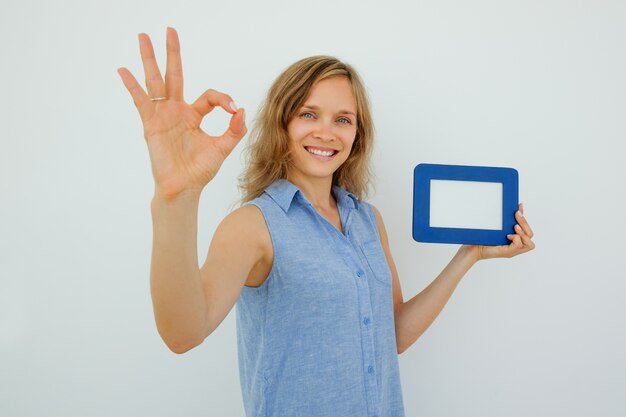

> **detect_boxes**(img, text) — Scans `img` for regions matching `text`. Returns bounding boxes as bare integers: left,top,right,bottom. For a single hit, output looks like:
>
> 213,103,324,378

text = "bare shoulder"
198,203,274,336
217,204,271,249
200,202,273,296
221,203,265,229
216,204,273,288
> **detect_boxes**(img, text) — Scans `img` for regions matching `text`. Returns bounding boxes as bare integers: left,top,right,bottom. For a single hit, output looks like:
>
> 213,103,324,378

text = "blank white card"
429,180,503,230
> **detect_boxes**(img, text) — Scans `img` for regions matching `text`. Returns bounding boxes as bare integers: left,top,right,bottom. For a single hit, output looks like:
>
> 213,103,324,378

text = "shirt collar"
265,179,359,213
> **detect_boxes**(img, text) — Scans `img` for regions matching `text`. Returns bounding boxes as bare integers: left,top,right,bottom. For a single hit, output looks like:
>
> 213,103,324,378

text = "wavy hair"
238,55,374,204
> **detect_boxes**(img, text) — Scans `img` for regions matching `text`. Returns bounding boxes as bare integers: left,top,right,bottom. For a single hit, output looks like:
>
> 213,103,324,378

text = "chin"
291,164,336,180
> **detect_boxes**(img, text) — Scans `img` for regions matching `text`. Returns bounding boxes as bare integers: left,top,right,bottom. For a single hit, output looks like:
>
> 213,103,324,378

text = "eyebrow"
301,104,356,116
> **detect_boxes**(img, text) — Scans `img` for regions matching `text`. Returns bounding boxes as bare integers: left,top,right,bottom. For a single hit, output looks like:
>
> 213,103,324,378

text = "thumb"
217,108,247,156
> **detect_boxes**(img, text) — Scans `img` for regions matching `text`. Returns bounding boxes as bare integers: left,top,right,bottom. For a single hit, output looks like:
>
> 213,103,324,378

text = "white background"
1,0,625,416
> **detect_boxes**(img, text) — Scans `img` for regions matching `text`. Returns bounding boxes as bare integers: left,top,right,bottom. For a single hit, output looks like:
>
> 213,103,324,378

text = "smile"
305,146,338,160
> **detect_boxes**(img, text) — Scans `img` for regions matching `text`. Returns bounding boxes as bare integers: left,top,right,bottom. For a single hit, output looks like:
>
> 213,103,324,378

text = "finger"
514,224,535,249
501,235,518,258
138,33,166,98
506,233,524,256
508,232,522,246
165,27,184,100
515,224,530,246
515,209,534,238
191,89,239,117
215,108,248,157
117,67,152,120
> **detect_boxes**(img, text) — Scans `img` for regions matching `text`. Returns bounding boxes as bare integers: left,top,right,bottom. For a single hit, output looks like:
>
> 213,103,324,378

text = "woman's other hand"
117,27,247,201
463,203,536,261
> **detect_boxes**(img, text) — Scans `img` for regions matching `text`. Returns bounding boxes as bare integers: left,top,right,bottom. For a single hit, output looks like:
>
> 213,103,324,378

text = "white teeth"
306,147,335,157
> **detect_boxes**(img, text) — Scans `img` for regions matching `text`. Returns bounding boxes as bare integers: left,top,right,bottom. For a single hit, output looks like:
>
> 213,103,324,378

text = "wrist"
458,244,481,265
153,186,203,204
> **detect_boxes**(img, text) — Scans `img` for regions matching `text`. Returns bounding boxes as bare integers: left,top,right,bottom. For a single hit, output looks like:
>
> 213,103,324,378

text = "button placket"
304,194,381,415
354,260,379,415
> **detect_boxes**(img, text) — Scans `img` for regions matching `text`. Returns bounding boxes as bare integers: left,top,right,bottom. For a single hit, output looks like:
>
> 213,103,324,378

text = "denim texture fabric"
236,179,405,417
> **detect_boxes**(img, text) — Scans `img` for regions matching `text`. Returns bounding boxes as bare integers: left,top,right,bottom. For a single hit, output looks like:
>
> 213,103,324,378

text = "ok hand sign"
117,27,247,200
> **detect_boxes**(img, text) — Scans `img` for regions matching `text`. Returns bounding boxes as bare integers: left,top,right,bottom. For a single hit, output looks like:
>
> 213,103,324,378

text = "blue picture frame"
413,163,519,246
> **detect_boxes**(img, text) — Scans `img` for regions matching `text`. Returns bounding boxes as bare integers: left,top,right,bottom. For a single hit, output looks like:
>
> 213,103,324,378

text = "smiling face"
286,76,358,185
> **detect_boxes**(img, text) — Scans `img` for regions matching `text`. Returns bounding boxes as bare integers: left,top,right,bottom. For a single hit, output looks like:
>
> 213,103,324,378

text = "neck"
286,172,335,209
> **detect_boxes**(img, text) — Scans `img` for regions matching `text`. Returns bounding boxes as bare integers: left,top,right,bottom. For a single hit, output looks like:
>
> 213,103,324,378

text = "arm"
150,189,205,354
371,204,535,355
119,28,256,354
151,197,268,354
394,246,477,354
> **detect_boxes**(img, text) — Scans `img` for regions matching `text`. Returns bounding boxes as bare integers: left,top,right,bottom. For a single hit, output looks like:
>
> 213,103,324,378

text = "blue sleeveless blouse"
235,179,405,417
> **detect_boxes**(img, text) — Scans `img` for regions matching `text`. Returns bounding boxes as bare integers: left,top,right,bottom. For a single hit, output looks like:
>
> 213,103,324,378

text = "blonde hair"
238,55,375,204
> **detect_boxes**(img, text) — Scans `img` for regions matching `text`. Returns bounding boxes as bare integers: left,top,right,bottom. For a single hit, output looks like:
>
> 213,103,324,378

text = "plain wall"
1,0,625,416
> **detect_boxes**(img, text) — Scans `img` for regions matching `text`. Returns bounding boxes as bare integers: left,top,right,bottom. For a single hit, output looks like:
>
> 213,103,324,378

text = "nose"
313,119,336,142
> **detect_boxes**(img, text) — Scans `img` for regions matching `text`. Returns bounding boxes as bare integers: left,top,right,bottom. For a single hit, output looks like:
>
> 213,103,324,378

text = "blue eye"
300,112,315,119
338,117,352,125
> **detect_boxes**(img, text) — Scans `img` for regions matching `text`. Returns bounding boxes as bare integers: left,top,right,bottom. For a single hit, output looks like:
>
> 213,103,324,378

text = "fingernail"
518,210,524,217
229,101,238,112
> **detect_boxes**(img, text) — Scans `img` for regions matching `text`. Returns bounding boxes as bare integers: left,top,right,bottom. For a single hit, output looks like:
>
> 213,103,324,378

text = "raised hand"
117,27,247,200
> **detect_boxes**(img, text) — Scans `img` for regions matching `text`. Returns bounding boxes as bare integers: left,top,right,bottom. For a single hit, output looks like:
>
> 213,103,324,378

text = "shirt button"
363,317,370,325
367,365,374,374
356,270,364,278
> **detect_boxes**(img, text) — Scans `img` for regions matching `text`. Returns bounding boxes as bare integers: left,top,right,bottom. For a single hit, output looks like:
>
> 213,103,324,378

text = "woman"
118,27,535,417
